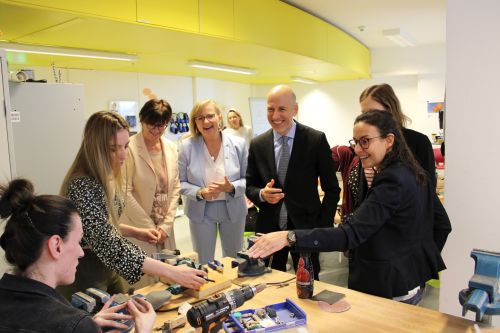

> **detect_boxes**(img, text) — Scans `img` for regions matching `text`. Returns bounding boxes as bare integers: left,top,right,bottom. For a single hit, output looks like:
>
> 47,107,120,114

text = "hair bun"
0,178,35,219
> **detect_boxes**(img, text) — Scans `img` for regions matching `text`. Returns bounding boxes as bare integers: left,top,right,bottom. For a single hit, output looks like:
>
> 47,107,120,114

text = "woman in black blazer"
249,110,451,304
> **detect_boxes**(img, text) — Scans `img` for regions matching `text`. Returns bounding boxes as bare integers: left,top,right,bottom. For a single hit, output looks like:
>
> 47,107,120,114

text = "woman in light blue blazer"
179,100,248,264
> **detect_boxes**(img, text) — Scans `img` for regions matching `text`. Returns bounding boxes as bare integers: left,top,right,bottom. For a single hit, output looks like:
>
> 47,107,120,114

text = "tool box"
222,299,306,333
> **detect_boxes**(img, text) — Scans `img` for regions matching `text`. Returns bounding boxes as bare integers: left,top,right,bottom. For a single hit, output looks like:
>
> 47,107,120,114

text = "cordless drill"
187,283,266,333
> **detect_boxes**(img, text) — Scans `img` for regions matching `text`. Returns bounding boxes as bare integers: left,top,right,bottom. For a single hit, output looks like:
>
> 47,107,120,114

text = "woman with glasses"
179,100,248,264
249,110,451,304
58,111,206,299
0,178,157,333
118,99,181,288
332,83,436,222
223,108,253,148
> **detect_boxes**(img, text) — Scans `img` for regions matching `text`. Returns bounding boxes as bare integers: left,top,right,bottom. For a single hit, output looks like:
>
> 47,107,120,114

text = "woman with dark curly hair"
249,110,451,304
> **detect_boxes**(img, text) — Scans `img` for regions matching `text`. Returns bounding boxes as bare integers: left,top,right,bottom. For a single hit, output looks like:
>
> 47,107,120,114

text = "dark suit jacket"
246,121,340,232
293,162,451,298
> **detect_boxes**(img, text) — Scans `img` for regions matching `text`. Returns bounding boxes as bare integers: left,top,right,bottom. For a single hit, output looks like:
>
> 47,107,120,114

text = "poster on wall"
109,101,138,133
427,101,444,114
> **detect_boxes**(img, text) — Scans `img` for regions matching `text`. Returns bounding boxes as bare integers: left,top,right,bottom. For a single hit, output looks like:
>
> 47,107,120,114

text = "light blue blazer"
179,133,248,223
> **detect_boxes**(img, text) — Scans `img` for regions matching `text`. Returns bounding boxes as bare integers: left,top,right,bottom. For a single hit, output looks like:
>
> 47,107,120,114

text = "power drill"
186,283,266,333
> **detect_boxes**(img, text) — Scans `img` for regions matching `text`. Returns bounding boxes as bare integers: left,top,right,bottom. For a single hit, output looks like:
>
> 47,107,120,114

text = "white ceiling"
282,0,446,49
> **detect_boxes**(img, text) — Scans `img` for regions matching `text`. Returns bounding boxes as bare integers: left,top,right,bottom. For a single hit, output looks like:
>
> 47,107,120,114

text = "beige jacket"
119,132,180,254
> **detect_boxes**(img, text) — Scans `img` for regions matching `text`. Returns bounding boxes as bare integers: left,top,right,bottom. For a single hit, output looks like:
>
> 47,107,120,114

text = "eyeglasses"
195,114,216,122
349,136,383,149
145,123,167,131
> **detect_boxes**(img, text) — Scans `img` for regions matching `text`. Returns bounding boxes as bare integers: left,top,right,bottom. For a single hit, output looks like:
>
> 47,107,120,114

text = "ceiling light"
188,60,256,75
382,28,416,47
0,42,138,61
291,76,317,85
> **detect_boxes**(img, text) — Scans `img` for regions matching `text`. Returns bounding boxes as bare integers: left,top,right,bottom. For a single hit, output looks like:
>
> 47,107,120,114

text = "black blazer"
246,121,340,232
402,127,436,187
294,163,451,298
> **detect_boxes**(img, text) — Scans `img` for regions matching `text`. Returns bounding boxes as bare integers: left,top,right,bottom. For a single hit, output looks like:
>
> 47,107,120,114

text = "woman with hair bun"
0,178,156,332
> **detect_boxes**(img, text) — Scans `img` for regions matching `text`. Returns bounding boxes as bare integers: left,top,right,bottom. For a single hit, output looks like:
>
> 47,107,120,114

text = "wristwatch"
287,230,296,247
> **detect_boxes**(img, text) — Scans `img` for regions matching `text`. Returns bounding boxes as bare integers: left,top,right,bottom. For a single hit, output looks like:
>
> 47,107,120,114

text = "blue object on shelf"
222,298,306,333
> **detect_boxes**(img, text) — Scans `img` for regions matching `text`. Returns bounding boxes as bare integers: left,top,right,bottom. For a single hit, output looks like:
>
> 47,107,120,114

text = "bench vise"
231,235,271,277
459,249,500,322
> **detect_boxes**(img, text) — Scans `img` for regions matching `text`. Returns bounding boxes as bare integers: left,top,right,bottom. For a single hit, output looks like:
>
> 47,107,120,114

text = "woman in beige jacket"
119,99,180,287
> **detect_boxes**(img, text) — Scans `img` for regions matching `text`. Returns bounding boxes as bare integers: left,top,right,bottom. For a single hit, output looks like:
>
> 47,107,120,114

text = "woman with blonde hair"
180,100,247,264
58,111,206,299
223,108,253,147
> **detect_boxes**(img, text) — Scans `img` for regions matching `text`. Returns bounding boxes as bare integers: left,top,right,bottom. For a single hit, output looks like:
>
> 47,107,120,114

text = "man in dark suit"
246,85,340,279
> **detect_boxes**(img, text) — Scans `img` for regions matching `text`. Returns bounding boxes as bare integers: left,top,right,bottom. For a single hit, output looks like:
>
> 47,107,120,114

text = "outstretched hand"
261,179,284,204
247,231,289,258
170,264,207,290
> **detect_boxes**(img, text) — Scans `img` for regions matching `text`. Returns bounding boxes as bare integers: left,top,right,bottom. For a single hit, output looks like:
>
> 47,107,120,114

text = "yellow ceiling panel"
199,0,234,39
234,0,328,61
137,0,199,32
0,3,75,40
327,25,370,78
0,0,370,84
5,0,136,21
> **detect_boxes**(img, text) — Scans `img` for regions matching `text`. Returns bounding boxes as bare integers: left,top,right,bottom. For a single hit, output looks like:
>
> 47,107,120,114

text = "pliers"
207,259,224,273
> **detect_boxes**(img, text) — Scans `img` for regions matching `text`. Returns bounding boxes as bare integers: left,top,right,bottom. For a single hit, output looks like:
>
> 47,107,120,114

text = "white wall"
440,0,500,325
13,66,253,140
194,77,253,126
253,73,443,148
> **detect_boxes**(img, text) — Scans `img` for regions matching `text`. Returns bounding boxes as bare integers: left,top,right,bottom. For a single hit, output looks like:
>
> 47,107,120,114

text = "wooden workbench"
138,257,475,333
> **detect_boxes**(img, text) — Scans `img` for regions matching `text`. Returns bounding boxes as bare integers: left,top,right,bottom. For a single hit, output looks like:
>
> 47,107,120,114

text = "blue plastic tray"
222,298,306,333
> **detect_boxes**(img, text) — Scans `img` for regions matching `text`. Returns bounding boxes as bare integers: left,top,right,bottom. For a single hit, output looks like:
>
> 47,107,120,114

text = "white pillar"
441,0,500,326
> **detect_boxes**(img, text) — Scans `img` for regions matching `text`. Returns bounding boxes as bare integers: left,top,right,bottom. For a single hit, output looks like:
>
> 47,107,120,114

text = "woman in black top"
0,178,156,332
359,83,436,187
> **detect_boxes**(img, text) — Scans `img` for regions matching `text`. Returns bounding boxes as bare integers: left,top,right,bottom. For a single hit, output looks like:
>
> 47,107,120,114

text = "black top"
294,163,451,298
402,127,436,187
0,273,99,332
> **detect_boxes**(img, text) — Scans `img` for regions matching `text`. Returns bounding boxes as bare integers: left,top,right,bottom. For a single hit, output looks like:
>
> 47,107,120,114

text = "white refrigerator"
9,82,85,195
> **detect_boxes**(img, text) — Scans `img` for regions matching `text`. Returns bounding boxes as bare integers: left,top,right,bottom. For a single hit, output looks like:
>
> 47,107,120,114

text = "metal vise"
459,249,500,322
231,235,271,277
